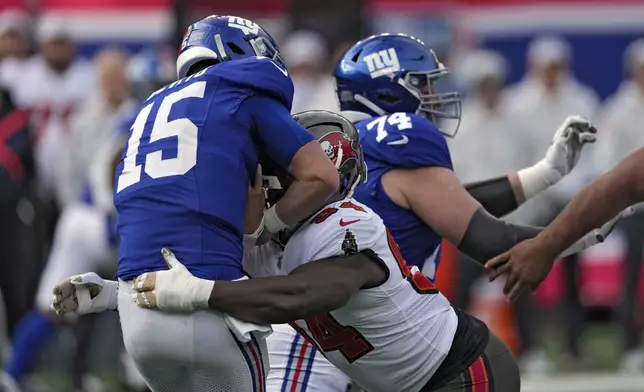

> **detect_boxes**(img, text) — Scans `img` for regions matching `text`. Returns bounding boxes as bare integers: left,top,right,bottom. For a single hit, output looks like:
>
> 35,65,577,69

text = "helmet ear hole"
376,94,399,104
227,42,245,55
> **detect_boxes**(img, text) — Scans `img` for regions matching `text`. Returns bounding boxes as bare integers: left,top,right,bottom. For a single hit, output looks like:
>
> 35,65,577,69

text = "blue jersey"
352,112,452,279
114,57,315,281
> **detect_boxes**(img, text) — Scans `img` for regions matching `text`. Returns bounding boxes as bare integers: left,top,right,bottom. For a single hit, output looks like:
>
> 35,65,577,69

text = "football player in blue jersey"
334,33,598,279
111,15,338,392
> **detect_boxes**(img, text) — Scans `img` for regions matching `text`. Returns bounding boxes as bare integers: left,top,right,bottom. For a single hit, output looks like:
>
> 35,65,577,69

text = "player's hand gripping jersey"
244,199,460,392
114,55,312,281
353,112,452,275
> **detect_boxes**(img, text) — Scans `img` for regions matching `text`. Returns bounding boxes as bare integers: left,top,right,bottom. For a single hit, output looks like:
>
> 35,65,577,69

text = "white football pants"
118,280,268,392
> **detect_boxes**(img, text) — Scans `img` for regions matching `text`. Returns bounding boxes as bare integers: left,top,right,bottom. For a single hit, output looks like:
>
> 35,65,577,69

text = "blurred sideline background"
0,0,643,391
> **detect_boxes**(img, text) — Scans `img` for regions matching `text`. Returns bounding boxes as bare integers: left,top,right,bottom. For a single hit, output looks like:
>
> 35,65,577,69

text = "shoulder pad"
212,57,294,110
356,113,452,169
285,199,384,267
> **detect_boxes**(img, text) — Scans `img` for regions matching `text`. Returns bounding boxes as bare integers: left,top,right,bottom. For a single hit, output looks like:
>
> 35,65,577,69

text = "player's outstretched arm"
241,96,339,235
133,249,385,324
463,116,596,217
386,165,543,264
485,147,644,301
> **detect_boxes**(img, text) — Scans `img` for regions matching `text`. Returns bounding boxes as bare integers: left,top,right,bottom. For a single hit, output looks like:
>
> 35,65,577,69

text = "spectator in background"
4,15,94,212
0,85,32,392
282,30,338,113
593,38,644,373
504,34,600,374
67,48,136,203
450,50,526,181
506,34,599,171
0,9,31,66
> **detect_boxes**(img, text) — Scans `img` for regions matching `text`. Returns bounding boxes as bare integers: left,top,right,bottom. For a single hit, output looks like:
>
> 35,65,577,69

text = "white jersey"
244,199,458,392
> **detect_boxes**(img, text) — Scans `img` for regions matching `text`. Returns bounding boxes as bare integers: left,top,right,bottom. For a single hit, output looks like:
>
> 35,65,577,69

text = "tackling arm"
208,251,384,324
132,249,386,324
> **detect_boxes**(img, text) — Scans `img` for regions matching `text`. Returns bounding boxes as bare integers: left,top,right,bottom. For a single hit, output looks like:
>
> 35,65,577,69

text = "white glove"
51,272,118,315
559,205,638,258
132,248,214,312
518,115,597,199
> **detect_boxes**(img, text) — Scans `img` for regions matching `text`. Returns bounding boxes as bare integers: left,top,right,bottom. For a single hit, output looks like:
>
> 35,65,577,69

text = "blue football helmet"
176,15,285,79
334,33,462,137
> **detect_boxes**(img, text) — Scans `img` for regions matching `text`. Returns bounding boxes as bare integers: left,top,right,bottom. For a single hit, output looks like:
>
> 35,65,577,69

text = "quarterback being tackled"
52,111,627,392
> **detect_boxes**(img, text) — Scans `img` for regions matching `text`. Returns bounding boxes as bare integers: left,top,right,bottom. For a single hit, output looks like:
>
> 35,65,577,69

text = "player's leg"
433,332,520,392
119,280,268,392
266,324,351,392
5,203,110,383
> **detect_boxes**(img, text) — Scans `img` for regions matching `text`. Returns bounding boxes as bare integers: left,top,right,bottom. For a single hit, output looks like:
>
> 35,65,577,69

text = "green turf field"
18,321,642,392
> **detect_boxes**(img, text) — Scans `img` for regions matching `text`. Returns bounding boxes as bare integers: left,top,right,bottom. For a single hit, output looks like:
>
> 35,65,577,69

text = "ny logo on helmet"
228,16,260,36
363,48,400,79
180,25,194,52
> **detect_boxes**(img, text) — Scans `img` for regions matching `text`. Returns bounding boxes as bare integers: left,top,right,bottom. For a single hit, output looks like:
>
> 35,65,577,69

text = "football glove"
51,272,118,315
518,115,597,199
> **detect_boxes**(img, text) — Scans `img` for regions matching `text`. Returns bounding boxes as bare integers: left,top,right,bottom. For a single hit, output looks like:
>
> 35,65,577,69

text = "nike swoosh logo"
269,60,289,77
387,135,409,145
339,218,361,227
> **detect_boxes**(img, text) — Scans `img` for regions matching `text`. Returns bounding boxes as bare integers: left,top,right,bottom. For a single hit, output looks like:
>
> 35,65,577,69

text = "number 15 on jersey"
116,81,206,193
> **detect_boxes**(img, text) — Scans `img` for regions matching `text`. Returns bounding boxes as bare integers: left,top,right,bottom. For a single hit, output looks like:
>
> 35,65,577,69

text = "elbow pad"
464,176,518,218
458,208,542,264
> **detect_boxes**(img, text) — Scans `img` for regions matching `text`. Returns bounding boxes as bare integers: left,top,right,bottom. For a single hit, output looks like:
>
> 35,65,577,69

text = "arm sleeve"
464,176,518,218
458,207,542,264
239,94,315,170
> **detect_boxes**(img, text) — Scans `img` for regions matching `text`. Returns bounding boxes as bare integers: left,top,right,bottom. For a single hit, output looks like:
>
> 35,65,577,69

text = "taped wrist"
243,215,265,252
517,160,562,200
464,176,518,218
458,208,543,264
188,278,215,309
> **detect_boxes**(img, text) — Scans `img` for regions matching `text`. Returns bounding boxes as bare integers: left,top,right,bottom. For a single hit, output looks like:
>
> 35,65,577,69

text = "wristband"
516,160,562,200
264,205,287,233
